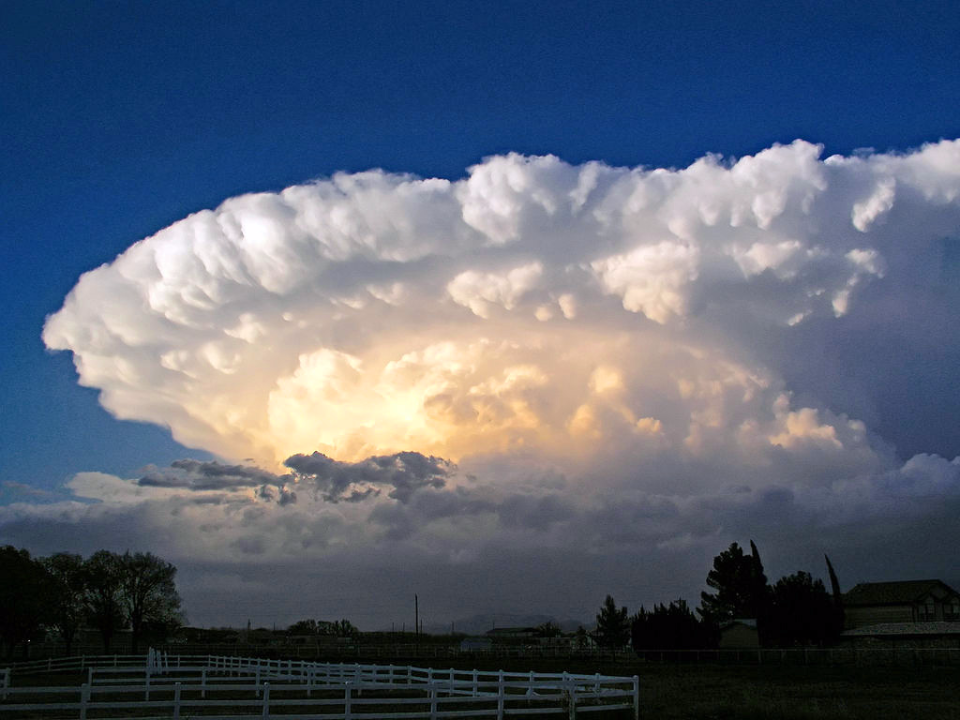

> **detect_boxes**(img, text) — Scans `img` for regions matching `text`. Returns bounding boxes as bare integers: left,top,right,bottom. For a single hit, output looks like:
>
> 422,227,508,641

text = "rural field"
445,657,960,720
5,655,959,719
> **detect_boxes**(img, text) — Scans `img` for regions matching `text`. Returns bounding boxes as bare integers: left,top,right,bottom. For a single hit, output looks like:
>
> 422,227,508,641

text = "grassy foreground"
8,656,960,719
450,657,960,719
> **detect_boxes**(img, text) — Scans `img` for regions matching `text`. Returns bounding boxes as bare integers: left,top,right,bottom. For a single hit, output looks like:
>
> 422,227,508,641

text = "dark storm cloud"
284,451,453,503
138,459,295,504
139,458,292,490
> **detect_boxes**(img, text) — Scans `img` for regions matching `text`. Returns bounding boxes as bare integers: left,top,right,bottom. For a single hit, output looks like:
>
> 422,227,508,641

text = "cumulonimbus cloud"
42,139,960,482
10,139,959,626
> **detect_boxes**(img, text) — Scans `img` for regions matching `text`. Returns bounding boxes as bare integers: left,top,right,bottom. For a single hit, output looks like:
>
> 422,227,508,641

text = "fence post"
80,683,90,720
450,667,456,695
201,668,207,698
87,666,94,687
430,686,438,719
568,681,577,720
345,682,353,720
256,666,262,697
145,668,151,701
497,676,505,720
472,669,478,697
173,682,182,720
261,682,270,718
632,675,640,720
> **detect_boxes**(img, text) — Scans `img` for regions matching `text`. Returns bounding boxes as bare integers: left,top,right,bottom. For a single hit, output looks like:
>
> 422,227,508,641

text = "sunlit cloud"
19,140,960,624
44,140,960,470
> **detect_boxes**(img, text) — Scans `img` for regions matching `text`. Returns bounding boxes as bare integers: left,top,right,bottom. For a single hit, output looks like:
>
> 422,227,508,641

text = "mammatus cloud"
13,140,960,625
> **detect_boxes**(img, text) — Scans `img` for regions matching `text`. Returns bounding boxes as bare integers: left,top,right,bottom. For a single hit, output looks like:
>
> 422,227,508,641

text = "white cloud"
447,262,543,318
45,139,960,468
22,139,960,625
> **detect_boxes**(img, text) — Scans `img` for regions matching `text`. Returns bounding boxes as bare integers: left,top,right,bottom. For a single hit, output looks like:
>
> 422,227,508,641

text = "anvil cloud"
19,140,960,626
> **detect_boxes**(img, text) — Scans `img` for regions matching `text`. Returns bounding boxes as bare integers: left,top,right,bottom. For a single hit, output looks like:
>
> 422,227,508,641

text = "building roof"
841,622,960,638
486,627,537,636
843,580,958,606
720,618,757,631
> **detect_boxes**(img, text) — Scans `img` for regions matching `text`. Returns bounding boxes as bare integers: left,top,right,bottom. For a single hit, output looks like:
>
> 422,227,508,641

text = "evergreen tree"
698,541,769,624
767,571,835,647
824,554,845,640
632,598,711,650
595,595,630,653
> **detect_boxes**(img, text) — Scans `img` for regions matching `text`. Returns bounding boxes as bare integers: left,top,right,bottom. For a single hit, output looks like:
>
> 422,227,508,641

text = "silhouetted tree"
825,554,845,638
535,621,562,638
595,595,630,653
288,619,322,636
82,551,126,652
43,552,86,656
118,551,182,653
329,618,359,638
698,541,769,624
632,598,712,650
767,571,835,647
0,546,54,658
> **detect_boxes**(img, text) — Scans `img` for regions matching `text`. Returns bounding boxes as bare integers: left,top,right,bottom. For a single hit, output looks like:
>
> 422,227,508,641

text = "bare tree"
118,551,182,653
43,552,86,656
82,551,125,653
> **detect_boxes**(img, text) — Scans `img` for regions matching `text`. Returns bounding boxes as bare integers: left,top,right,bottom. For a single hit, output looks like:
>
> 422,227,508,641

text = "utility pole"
415,594,419,652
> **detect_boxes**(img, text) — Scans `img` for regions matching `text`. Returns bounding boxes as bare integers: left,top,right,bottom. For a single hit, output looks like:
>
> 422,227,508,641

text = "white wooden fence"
1,651,640,719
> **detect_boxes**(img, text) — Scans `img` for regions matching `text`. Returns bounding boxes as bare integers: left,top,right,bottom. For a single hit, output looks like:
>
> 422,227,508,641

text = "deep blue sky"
2,0,959,494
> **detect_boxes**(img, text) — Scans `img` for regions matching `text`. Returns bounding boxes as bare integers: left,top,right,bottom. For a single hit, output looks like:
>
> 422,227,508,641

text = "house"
840,622,960,648
719,619,759,649
843,580,960,629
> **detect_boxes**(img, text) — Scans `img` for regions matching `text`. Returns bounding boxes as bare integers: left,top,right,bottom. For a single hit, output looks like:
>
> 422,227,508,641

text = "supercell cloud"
16,140,960,625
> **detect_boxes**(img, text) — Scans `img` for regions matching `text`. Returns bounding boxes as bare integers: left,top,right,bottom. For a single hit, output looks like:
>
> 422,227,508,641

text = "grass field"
6,657,959,719
480,658,960,719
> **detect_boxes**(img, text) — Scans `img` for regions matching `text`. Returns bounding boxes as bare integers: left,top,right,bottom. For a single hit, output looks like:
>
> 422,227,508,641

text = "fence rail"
1,651,640,720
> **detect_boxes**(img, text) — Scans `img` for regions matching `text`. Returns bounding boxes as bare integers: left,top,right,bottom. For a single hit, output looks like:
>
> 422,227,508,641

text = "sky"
2,0,960,630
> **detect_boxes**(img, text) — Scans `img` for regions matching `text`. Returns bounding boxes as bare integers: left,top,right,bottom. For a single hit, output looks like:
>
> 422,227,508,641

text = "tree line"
287,618,360,638
0,546,183,659
594,540,845,651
